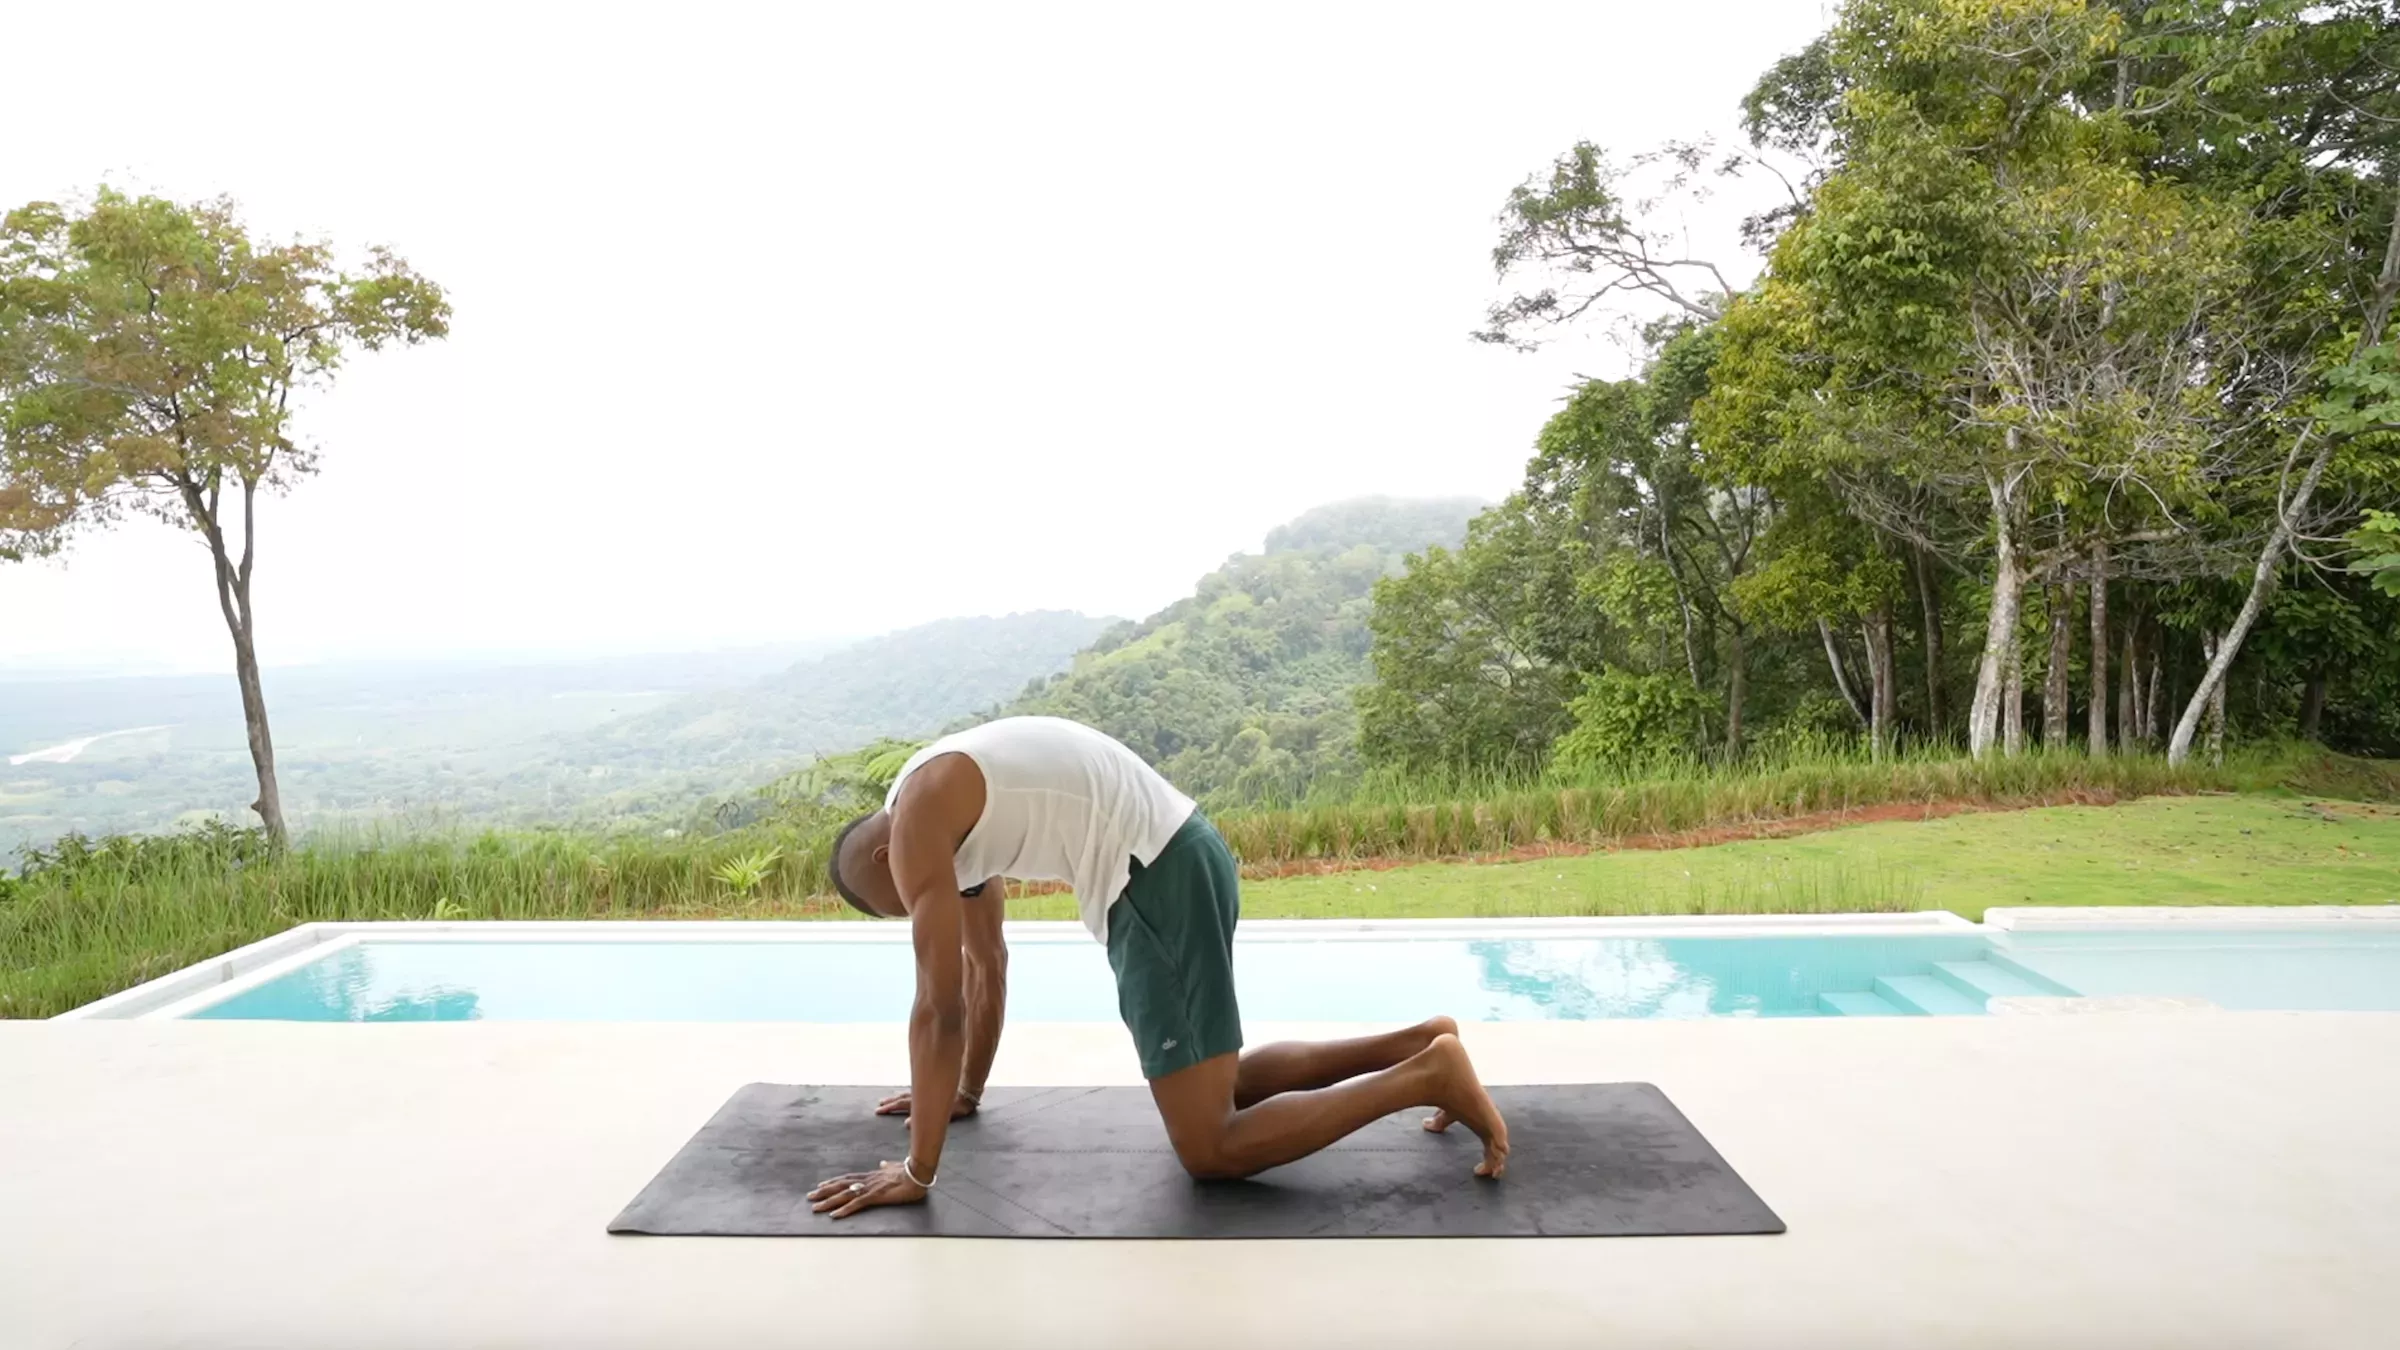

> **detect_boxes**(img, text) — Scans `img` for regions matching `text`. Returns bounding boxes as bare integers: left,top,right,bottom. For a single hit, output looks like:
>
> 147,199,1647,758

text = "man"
806,715,1508,1220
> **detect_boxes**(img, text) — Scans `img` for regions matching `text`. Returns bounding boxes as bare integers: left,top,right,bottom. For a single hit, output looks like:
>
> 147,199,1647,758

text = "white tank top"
883,716,1197,945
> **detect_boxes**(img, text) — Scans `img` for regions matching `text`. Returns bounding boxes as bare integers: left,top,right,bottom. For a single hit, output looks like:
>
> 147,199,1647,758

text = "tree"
1527,327,1769,753
1418,0,2400,776
0,191,449,845
1721,0,2301,759
1474,143,1739,349
1357,503,1606,775
1729,505,1908,759
2169,189,2400,761
2069,0,2400,764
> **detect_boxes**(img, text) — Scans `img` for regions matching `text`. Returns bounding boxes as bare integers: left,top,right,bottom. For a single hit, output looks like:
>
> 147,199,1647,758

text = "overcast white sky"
1,0,1827,674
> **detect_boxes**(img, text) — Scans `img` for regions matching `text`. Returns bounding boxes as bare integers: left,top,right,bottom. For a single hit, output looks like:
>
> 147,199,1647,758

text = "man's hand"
807,1160,929,1219
874,1089,979,1121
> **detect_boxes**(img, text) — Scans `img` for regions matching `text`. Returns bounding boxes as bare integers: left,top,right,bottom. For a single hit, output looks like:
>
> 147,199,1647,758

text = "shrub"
1549,668,1715,776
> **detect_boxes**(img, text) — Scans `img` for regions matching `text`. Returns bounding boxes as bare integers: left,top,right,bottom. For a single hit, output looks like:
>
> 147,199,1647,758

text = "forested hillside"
1003,498,1482,801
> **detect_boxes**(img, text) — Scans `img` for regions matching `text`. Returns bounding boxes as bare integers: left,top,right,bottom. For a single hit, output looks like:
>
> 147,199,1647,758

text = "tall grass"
1211,743,2267,869
0,819,857,1019
1466,857,1930,919
0,742,2381,1019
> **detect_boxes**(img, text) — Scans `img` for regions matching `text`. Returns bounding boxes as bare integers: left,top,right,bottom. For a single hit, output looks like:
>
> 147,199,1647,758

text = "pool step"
1931,959,2055,1004
1872,975,1987,1016
1823,958,2074,1018
1982,952,2082,996
1818,990,1907,1017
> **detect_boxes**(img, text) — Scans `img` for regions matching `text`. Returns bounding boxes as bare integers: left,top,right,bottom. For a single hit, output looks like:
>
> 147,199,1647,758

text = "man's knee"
1170,1134,1249,1181
1161,1116,1249,1180
1148,1052,1245,1179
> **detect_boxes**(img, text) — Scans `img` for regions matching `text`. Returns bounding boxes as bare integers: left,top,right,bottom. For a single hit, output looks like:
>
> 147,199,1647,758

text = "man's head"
828,810,903,917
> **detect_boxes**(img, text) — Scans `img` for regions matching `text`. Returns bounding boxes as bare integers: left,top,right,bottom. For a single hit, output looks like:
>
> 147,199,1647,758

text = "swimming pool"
72,911,2400,1022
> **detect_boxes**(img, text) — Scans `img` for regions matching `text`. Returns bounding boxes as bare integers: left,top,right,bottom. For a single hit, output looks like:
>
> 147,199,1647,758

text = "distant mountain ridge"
0,612,1113,849
573,610,1114,782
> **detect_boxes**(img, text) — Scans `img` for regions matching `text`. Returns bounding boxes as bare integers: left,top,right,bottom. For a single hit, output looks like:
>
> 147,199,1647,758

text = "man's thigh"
1105,818,1245,1080
1146,1050,1240,1160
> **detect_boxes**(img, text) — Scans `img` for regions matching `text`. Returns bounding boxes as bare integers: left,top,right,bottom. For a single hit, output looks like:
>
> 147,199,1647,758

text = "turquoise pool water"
1999,929,2400,1012
182,927,2400,1022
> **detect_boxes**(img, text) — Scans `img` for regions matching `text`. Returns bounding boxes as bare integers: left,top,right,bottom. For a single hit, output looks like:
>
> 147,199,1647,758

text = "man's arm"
888,763,977,1188
814,755,986,1218
958,878,1008,1105
873,874,1008,1120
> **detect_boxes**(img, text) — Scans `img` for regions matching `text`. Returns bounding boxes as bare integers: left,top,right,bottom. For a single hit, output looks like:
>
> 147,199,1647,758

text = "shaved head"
829,810,900,917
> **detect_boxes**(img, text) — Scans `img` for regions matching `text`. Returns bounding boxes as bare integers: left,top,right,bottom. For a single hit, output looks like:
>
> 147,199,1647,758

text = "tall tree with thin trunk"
2043,583,2074,746
1913,547,1946,738
1730,502,1906,759
2200,631,2229,765
1967,458,2027,758
1818,618,1870,729
2169,185,2400,763
0,191,449,845
2002,621,2026,757
2119,619,2139,755
2088,543,2110,756
2150,634,2169,739
1865,602,1900,757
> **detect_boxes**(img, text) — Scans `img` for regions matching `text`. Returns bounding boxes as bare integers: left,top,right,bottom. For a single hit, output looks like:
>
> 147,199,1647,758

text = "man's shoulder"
886,744,987,826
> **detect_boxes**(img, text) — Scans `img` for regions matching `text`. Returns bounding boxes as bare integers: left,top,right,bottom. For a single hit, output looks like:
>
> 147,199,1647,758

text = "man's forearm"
907,996,966,1174
959,959,1007,1099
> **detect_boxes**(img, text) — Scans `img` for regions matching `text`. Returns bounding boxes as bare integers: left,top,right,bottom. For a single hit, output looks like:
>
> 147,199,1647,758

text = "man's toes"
1424,1110,1453,1133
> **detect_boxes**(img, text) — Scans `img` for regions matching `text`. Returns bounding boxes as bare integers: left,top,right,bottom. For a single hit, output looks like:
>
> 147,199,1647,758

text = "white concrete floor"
3,1014,2397,1350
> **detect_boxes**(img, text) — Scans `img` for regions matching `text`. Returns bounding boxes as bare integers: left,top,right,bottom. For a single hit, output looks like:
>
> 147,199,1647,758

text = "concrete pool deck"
3,1013,2397,1349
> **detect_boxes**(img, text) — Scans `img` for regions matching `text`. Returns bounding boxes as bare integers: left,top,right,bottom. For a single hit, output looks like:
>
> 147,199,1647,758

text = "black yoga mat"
608,1083,1783,1239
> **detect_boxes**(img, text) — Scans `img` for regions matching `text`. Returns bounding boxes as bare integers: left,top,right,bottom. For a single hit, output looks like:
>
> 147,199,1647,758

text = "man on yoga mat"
806,714,1509,1219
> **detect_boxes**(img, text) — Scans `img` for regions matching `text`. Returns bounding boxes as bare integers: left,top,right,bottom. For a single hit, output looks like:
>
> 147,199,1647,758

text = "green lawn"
1217,794,2400,922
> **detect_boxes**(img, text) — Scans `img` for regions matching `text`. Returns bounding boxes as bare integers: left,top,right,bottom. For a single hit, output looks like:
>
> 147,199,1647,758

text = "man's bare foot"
1416,1016,1460,1130
1416,1033,1509,1178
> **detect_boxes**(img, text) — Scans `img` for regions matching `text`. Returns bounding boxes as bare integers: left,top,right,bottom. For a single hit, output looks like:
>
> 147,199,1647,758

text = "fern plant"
712,847,784,898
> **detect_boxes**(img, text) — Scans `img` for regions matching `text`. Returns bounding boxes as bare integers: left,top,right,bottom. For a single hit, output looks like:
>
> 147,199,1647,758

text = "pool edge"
66,906,2400,1021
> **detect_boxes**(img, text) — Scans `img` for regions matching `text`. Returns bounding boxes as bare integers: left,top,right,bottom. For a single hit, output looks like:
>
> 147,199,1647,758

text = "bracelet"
959,1087,982,1107
901,1154,936,1189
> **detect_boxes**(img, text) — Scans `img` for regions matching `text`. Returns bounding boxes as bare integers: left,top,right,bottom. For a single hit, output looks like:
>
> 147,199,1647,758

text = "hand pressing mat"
607,1083,1783,1239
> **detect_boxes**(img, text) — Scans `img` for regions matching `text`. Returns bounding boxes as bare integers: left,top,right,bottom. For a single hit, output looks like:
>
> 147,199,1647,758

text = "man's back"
884,717,1195,942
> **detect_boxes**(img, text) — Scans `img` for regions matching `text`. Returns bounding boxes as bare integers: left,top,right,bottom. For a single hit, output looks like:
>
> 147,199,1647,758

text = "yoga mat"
608,1083,1784,1239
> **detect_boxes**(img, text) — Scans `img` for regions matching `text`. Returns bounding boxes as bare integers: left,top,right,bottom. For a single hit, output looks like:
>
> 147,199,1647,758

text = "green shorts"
1105,812,1244,1080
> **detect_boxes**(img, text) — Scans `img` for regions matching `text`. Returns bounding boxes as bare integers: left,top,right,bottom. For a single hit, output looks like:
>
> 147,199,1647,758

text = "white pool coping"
1984,904,2400,932
58,905,2400,1022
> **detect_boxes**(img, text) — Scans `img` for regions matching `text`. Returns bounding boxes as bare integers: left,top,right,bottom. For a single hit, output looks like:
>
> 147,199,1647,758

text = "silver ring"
848,1182,866,1194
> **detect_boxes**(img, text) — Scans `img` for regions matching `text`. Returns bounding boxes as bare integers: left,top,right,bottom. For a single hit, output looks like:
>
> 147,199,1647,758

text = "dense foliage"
1362,0,2400,779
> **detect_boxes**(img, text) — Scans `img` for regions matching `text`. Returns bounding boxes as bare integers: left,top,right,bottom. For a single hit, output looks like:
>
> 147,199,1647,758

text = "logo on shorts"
1161,1039,1178,1051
